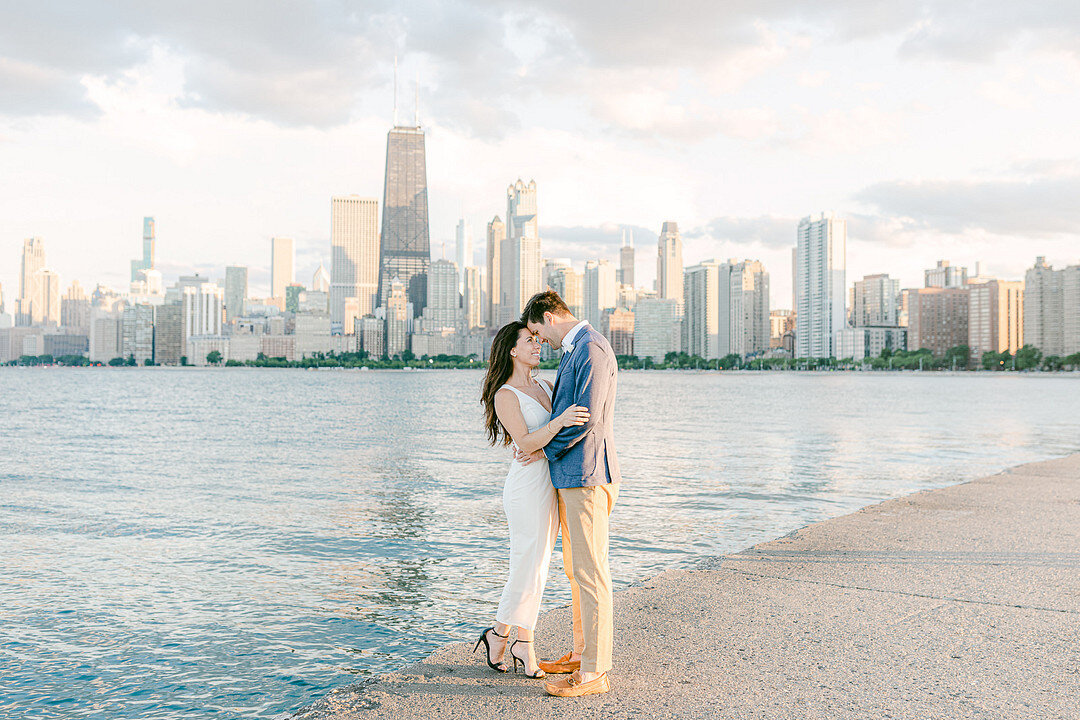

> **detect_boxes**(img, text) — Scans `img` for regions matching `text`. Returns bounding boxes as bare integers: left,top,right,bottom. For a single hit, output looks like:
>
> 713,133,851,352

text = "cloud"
3,0,1078,134
855,174,1080,238
689,216,797,249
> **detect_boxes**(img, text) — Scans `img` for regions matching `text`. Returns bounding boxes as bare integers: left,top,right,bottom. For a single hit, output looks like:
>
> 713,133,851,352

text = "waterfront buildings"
463,266,482,330
422,259,462,328
385,277,409,358
795,213,846,358
968,278,1024,357
224,266,248,324
925,260,968,289
546,261,583,319
61,281,90,333
17,237,46,327
485,215,504,327
122,304,155,365
312,263,331,293
618,230,635,287
633,297,681,362
657,222,683,306
907,287,969,356
378,125,431,315
1024,257,1080,356
270,237,294,301
727,260,770,357
33,269,62,328
583,259,617,328
683,260,722,359
852,274,900,327
130,217,155,283
500,179,541,325
182,279,224,341
603,307,634,356
153,303,182,365
331,195,379,322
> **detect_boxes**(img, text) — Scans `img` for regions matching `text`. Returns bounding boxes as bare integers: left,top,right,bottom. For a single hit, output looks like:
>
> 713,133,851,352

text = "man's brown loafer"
544,671,609,697
538,652,580,674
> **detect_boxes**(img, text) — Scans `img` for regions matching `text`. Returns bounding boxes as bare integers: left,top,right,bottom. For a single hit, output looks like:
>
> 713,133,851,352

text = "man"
519,290,620,698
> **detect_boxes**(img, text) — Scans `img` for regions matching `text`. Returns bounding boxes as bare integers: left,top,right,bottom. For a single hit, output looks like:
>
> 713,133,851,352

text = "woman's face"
512,329,542,368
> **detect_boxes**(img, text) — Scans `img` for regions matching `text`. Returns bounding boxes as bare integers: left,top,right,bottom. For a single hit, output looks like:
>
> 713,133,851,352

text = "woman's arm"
494,388,589,455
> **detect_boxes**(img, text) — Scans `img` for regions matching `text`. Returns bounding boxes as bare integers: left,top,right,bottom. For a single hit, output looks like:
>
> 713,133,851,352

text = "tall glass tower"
131,217,155,282
377,125,430,316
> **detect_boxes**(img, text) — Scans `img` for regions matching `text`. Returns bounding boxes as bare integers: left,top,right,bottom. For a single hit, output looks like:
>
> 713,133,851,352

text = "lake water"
1,369,1078,718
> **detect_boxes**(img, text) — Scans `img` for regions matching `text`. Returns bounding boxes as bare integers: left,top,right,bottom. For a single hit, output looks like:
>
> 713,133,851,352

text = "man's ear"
543,310,553,326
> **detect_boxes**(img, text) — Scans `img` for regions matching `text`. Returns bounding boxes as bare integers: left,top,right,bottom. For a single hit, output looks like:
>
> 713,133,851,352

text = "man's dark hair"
521,290,573,325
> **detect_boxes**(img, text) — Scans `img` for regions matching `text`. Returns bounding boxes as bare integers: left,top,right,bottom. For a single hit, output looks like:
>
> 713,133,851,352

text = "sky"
2,1,1080,309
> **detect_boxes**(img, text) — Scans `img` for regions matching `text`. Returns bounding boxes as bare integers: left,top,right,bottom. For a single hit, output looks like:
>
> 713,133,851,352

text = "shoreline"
292,453,1080,719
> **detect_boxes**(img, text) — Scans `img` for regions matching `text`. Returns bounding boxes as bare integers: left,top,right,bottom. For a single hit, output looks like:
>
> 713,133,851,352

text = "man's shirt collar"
561,320,590,353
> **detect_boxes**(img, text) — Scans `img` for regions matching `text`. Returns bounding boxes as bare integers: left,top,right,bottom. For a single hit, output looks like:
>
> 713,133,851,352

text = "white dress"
495,381,559,630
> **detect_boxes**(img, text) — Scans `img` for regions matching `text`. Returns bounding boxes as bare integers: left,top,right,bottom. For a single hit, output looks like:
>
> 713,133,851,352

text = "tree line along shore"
6,343,1080,372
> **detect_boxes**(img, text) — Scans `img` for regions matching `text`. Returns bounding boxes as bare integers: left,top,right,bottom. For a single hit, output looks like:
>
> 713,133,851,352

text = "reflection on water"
1,368,1078,718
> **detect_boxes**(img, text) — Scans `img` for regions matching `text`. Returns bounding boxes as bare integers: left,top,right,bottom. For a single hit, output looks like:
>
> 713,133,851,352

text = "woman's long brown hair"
481,321,528,446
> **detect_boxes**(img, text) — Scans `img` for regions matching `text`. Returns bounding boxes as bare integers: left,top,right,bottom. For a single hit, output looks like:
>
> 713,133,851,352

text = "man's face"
527,314,559,346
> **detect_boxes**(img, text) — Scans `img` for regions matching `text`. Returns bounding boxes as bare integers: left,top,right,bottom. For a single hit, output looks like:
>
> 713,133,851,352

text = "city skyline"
2,4,1079,308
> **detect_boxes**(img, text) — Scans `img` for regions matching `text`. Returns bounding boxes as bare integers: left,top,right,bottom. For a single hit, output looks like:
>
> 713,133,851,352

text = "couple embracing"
477,290,620,698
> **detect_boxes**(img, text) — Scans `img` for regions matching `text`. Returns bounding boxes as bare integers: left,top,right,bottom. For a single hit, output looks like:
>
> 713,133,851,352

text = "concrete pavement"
294,454,1080,719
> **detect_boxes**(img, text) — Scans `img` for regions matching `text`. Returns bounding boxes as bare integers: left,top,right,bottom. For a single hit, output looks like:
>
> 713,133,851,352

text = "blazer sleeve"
544,342,611,460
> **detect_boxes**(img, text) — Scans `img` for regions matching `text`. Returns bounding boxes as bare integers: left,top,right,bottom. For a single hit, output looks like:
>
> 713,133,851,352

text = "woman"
475,321,589,677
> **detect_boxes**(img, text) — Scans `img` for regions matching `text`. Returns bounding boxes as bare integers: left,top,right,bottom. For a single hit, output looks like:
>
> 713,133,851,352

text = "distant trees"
206,350,223,365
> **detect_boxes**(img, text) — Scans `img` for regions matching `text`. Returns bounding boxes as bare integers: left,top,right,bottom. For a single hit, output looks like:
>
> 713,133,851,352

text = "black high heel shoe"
473,627,509,672
509,639,546,678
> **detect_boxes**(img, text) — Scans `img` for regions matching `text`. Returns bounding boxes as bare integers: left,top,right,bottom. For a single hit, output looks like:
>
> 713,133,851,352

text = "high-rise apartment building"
485,216,504,327
182,281,224,341
61,281,90,332
224,266,248,324
271,237,294,301
331,195,379,323
925,260,968,289
633,297,681,361
154,303,183,365
619,230,635,287
500,179,541,325
89,309,122,363
968,278,1024,357
122,304,156,364
795,213,846,358
17,237,46,326
130,217,155,283
657,222,683,305
548,264,584,319
378,125,431,315
463,266,482,330
603,307,634,356
583,259,617,328
1024,257,1080,356
32,269,62,327
727,260,770,357
684,261,722,359
908,287,969,357
455,218,472,292
853,274,901,327
385,277,409,358
423,259,462,328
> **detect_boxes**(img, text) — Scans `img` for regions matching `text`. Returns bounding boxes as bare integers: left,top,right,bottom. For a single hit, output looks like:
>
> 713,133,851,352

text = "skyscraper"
583,259,617,328
17,237,45,327
455,218,472,293
61,281,90,332
727,260,770,357
423,259,461,328
968,278,1024,357
619,230,635,287
378,125,431,316
683,260,722,359
131,217,155,282
547,264,584,319
463,266,482,330
500,179,541,324
32,269,62,327
331,195,380,323
485,216,504,327
385,277,409,358
312,263,331,293
795,213,846,358
1024,257,1080,356
852,274,901,327
925,260,968,289
271,237,294,301
657,222,683,304
224,266,248,324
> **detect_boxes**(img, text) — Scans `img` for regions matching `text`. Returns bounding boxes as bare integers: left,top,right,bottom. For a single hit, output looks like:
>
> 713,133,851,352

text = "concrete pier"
294,454,1080,719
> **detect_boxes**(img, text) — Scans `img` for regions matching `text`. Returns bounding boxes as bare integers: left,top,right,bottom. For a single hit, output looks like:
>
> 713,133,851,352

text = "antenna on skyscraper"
414,71,420,127
393,55,398,126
